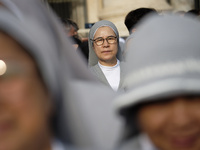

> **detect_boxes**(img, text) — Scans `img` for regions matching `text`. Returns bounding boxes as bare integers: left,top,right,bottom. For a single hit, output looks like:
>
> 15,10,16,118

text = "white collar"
98,59,120,69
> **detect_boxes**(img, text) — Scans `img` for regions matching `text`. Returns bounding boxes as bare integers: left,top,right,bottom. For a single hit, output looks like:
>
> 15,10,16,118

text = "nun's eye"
92,36,117,46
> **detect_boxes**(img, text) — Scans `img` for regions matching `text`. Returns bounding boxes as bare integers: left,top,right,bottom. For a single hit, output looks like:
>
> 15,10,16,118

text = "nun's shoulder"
89,64,101,73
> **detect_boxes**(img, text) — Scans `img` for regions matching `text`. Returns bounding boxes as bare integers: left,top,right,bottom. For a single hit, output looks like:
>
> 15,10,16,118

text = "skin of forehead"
94,26,116,39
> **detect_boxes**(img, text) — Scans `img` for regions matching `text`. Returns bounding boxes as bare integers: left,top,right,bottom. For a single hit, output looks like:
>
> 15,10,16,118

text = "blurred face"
69,26,78,36
93,26,118,66
138,96,200,150
0,32,53,150
66,25,78,37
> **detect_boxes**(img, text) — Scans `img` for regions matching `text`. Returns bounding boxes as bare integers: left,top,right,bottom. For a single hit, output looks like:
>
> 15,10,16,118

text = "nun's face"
0,32,52,150
93,26,118,66
138,96,200,150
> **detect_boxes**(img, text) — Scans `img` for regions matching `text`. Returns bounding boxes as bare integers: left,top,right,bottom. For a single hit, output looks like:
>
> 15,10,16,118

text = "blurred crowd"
0,0,200,150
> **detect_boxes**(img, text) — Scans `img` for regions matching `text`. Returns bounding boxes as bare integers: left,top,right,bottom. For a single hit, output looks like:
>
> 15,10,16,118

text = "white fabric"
139,134,158,150
98,59,120,91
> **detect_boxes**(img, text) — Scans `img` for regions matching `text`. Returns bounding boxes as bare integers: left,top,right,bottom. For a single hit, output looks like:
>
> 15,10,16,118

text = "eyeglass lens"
94,36,116,46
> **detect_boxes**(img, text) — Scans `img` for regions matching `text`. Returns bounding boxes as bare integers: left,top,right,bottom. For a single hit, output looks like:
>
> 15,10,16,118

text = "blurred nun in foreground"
0,0,122,150
114,14,200,150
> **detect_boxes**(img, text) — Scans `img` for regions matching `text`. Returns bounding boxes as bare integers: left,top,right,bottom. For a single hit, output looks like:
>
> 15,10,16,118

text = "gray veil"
114,14,200,141
88,20,122,67
0,0,122,149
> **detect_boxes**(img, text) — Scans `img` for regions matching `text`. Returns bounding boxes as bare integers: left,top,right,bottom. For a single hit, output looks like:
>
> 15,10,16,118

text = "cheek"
1,78,47,108
115,46,118,54
93,46,101,56
0,77,50,126
112,44,118,54
0,77,51,148
138,106,169,134
189,101,200,115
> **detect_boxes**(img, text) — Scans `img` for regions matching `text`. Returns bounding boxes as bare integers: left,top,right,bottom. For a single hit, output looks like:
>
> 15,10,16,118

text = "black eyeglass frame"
90,36,117,46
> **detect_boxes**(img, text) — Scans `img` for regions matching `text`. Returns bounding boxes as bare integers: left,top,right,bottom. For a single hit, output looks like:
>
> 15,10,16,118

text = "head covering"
88,20,122,67
122,33,135,60
0,0,122,149
114,14,200,137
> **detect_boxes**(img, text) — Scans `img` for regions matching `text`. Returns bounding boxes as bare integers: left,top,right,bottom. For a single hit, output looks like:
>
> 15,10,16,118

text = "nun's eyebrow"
94,34,116,39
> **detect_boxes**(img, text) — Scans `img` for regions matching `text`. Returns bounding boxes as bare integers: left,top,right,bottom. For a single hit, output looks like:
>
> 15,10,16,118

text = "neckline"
98,59,120,69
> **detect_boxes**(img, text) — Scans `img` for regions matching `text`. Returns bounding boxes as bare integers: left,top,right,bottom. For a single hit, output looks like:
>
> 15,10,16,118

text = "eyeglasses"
91,36,117,46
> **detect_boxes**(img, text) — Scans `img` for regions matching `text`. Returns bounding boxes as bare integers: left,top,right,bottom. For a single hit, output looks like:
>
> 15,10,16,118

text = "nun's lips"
102,50,112,53
170,134,199,148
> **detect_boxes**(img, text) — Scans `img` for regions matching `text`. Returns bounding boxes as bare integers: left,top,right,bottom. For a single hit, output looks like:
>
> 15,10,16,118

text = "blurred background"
43,0,200,38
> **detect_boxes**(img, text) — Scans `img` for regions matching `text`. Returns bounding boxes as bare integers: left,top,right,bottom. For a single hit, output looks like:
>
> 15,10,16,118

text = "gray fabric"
90,62,125,91
114,14,200,113
118,61,125,90
90,64,111,87
122,33,135,60
0,8,62,104
0,1,122,149
117,136,141,150
88,20,122,67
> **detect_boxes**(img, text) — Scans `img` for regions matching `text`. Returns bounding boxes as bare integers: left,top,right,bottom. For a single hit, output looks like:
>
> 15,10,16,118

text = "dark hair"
185,9,200,17
71,36,82,45
61,18,79,31
119,106,140,144
124,8,157,34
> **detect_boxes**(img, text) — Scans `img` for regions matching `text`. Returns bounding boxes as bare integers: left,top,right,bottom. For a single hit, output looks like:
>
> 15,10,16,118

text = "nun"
0,0,122,150
88,20,124,92
114,14,200,150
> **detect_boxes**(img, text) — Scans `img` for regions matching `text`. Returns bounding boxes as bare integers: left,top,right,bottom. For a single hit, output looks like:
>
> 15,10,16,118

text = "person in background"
122,8,157,58
114,14,200,150
61,18,79,37
61,18,89,62
88,20,123,92
124,8,157,35
71,35,82,50
185,9,200,19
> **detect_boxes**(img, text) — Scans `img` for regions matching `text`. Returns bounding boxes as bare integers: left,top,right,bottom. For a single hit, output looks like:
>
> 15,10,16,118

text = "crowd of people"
0,0,200,150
